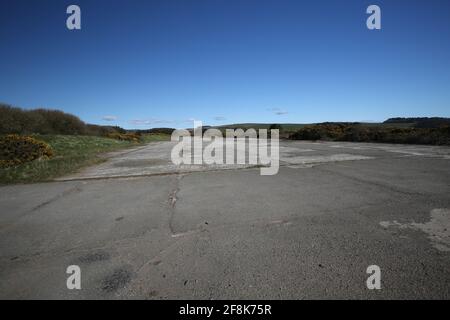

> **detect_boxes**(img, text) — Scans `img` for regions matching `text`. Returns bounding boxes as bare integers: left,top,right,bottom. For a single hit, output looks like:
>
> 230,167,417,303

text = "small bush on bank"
0,135,53,168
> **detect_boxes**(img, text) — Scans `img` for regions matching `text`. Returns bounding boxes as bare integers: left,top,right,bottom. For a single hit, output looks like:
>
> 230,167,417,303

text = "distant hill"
384,117,450,128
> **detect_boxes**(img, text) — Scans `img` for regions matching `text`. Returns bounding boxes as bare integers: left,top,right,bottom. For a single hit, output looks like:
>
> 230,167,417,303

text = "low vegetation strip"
0,134,169,184
289,123,450,145
0,104,172,184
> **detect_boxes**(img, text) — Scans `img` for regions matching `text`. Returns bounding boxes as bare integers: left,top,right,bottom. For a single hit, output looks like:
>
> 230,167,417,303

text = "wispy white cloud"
129,118,174,126
102,115,117,121
267,107,288,115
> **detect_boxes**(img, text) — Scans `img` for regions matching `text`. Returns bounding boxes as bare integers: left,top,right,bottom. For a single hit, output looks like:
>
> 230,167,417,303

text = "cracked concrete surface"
0,140,449,299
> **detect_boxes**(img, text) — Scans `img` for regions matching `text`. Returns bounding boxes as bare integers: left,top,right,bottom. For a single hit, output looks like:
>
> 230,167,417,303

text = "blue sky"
1,0,449,129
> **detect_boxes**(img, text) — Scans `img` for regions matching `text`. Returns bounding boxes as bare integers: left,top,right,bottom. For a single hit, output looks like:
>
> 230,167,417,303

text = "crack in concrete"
55,164,262,182
134,239,181,276
313,166,425,197
167,174,185,235
31,185,83,212
0,184,85,233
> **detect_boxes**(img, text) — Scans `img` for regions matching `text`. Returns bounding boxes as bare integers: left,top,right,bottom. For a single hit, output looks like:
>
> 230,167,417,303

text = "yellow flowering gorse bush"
0,134,53,168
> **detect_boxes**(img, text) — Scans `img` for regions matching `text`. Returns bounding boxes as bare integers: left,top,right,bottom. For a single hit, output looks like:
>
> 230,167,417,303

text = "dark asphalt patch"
101,268,132,293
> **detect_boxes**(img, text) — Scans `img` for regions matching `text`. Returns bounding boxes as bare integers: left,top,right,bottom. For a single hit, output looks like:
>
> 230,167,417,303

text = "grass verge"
140,133,171,143
0,133,170,185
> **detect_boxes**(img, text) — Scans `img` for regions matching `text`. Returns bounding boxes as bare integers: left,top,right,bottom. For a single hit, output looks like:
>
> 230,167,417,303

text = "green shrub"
31,109,86,135
0,104,127,136
289,126,322,140
0,104,86,135
0,135,53,168
289,123,450,145
136,128,175,135
106,132,141,142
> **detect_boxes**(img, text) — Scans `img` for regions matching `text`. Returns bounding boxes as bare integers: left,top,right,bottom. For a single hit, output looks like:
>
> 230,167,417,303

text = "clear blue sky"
1,0,450,129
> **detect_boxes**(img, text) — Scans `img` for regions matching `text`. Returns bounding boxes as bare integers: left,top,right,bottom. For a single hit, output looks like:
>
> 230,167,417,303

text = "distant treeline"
289,123,450,145
0,104,129,136
384,117,450,128
134,128,175,135
0,104,178,137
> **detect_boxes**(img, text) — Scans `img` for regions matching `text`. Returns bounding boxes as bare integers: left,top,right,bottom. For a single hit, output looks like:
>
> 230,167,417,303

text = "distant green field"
140,133,171,143
0,133,170,184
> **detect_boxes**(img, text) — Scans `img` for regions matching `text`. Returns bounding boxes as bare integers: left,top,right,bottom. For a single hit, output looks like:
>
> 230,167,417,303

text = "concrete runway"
1,140,449,299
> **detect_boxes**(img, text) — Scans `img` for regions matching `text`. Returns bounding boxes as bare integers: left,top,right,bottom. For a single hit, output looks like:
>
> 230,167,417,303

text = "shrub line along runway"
0,140,449,299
